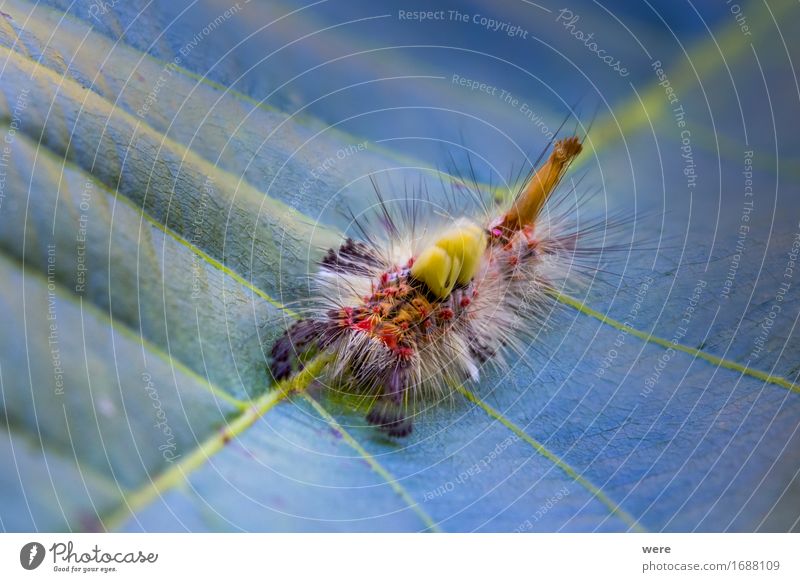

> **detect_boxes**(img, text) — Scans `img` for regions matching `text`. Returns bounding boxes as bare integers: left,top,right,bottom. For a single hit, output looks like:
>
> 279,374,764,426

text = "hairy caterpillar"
270,135,589,437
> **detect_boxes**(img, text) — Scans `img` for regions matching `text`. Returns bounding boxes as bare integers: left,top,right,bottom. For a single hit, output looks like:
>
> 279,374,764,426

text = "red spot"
372,305,382,315
460,297,471,308
438,308,454,321
508,256,519,267
380,272,389,284
423,319,433,329
472,289,479,298
352,319,373,333
396,346,414,359
337,307,355,326
379,330,398,351
407,257,415,268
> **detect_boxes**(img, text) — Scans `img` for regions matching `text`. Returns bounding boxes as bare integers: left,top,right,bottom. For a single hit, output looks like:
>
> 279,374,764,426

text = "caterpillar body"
271,136,587,436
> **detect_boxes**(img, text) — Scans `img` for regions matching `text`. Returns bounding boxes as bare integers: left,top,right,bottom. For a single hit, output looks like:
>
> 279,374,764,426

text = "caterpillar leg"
269,319,325,381
366,363,413,437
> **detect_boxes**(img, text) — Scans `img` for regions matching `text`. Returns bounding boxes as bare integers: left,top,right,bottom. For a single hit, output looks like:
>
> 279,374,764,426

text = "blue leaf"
1,0,798,532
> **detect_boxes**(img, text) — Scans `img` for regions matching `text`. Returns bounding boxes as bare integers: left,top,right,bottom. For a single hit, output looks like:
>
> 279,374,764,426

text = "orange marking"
498,136,582,235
